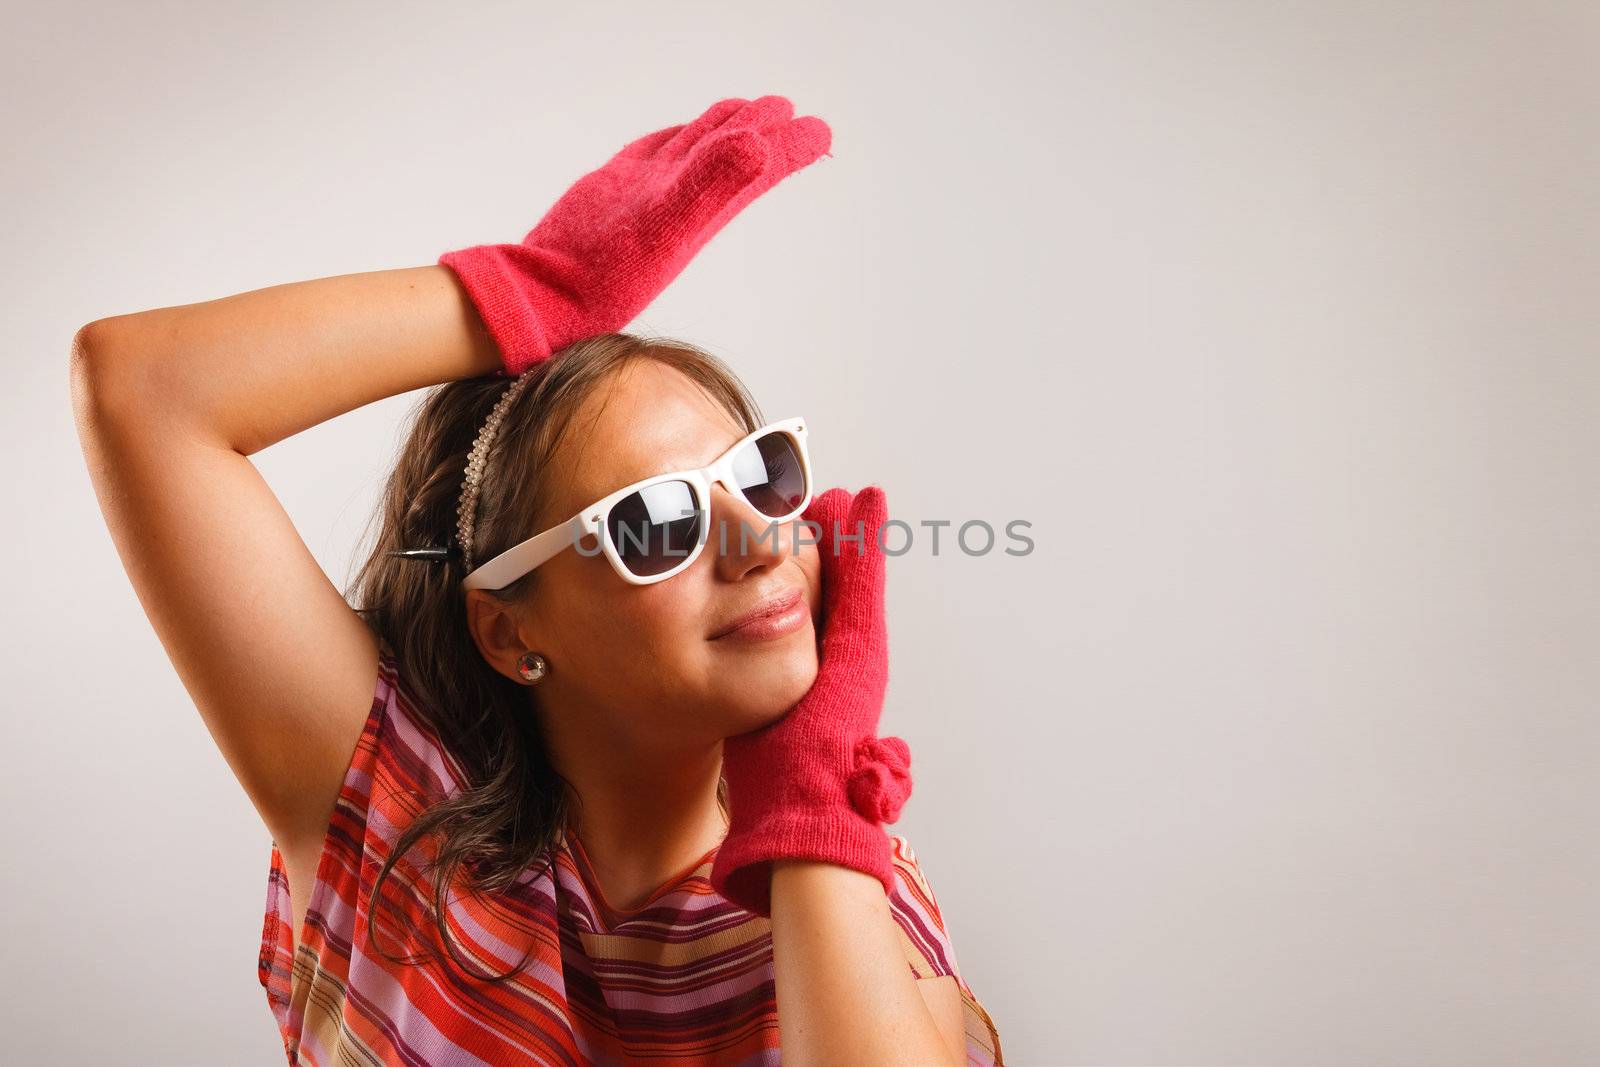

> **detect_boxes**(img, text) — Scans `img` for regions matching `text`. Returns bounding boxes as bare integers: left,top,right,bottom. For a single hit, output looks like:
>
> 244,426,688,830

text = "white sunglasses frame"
462,416,813,591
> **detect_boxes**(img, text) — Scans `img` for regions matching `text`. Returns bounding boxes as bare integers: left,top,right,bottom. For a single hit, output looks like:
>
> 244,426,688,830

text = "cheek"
546,560,699,677
593,584,699,654
801,546,823,626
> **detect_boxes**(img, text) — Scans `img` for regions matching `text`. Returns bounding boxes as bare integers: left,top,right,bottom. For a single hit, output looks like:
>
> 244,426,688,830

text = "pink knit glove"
438,95,832,376
712,486,915,918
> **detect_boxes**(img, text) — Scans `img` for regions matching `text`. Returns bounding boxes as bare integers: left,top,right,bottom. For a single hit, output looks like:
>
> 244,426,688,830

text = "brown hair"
344,332,761,978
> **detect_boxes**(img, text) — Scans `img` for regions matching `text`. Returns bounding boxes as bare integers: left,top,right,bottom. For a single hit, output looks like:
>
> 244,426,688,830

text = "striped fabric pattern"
258,647,1004,1065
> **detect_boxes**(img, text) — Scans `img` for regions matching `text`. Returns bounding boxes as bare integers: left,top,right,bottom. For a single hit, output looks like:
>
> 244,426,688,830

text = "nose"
707,482,793,579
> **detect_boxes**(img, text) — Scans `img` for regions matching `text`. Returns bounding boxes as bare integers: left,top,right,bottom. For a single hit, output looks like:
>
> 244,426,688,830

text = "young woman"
70,95,1003,1066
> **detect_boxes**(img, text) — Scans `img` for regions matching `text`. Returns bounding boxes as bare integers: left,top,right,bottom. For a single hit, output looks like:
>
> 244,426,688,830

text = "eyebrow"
566,427,745,517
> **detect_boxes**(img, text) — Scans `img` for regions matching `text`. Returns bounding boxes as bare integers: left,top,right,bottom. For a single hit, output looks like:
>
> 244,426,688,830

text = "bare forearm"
769,860,962,1066
74,265,501,453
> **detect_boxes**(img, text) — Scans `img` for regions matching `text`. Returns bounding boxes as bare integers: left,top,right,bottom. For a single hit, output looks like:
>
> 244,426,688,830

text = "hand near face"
712,485,914,918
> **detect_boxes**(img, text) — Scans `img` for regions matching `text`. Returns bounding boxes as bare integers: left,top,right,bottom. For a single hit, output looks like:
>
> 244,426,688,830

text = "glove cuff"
711,805,896,919
437,245,558,376
712,734,914,918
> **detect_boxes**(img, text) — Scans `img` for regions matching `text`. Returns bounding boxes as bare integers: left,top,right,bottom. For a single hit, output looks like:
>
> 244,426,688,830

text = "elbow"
70,319,116,382
70,320,120,432
71,316,130,369
69,317,150,432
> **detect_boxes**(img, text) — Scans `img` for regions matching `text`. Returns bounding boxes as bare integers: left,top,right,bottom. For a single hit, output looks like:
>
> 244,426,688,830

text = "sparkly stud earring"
517,651,549,684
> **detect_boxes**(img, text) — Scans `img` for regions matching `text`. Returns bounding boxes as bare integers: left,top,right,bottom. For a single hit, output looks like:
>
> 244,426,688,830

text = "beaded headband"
387,366,540,576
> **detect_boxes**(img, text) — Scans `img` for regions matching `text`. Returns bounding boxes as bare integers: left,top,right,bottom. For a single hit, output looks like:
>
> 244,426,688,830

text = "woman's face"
494,359,823,750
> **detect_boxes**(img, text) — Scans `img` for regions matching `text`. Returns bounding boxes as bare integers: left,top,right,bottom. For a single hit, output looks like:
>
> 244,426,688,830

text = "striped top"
258,647,1004,1065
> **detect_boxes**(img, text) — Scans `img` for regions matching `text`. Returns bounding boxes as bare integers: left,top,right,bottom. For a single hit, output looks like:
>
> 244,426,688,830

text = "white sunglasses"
462,416,813,590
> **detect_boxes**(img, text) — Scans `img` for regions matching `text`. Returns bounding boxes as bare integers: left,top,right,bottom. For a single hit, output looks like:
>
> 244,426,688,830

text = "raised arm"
70,91,834,954
68,266,500,856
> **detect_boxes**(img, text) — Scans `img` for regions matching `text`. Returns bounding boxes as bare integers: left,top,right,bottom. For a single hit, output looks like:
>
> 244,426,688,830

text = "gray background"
8,1,1598,1064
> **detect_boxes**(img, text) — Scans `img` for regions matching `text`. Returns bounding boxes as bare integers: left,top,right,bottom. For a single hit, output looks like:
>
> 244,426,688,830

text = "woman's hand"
438,95,832,375
712,485,915,917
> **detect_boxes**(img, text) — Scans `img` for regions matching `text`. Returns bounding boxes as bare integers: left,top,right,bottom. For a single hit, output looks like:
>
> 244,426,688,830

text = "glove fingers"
811,491,889,693
656,96,752,160
821,486,888,627
732,101,830,199
773,115,833,174
716,93,796,135
803,486,888,648
642,130,770,253
801,485,852,527
801,486,850,551
618,121,687,160
801,487,850,598
805,485,869,580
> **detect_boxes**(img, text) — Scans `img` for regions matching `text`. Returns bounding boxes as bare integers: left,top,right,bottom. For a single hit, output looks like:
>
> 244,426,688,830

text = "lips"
711,588,804,640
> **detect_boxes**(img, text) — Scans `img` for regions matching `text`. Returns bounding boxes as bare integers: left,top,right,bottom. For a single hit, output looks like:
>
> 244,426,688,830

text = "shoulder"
287,642,466,859
362,645,472,828
885,834,1009,1065
888,833,950,931
884,833,964,981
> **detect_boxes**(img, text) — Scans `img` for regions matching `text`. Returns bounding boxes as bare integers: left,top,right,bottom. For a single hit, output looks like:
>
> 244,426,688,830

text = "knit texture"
712,486,915,917
438,95,833,376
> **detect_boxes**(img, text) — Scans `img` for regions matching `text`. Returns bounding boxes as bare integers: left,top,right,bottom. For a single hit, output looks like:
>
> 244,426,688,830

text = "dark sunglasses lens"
732,431,807,518
607,480,703,577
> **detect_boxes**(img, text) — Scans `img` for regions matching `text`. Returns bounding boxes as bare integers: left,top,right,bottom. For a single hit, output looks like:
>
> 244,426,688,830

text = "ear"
465,589,535,684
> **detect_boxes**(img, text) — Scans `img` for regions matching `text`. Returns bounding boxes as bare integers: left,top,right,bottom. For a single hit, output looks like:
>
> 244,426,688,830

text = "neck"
541,701,729,911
